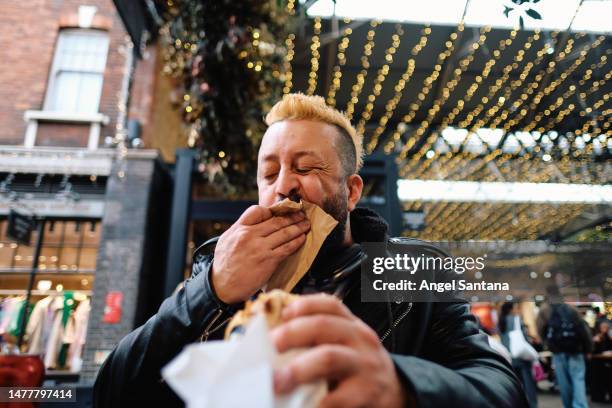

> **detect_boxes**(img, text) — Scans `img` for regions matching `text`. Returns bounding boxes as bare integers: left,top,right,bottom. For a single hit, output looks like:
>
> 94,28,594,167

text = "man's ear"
346,174,363,212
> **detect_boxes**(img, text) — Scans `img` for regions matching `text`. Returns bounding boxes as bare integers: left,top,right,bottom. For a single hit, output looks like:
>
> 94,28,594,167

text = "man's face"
257,120,349,226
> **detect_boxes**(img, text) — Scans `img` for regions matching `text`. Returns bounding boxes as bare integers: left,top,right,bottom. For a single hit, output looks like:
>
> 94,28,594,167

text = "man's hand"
271,294,409,408
212,205,310,304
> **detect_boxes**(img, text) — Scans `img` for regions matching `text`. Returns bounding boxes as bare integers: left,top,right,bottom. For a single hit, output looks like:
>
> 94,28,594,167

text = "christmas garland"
154,0,296,195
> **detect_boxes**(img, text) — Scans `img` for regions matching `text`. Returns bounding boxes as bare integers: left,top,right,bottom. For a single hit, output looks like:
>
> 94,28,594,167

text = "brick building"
1,0,129,148
0,0,174,394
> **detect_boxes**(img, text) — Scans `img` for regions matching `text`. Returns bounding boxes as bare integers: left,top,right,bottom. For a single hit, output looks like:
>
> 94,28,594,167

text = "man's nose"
275,168,300,200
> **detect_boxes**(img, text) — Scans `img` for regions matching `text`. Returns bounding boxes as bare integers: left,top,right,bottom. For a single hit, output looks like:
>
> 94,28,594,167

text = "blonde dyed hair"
265,93,363,172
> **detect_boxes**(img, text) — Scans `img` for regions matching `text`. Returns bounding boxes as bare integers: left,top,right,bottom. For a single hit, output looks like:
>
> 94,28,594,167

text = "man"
94,94,526,407
537,302,593,408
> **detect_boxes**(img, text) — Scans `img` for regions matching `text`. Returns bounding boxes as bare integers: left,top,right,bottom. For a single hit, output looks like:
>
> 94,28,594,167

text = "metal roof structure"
287,15,610,241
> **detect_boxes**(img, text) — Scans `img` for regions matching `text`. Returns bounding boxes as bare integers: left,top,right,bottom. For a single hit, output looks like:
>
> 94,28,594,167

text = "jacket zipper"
380,302,412,342
199,308,227,342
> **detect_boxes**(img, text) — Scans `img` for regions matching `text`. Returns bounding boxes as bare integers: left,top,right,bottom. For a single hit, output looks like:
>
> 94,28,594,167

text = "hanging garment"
43,297,69,369
25,296,56,355
0,297,22,335
7,298,31,338
68,298,91,372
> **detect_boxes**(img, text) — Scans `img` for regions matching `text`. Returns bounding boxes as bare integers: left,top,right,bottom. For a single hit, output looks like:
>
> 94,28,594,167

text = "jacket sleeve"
93,255,236,407
391,301,528,408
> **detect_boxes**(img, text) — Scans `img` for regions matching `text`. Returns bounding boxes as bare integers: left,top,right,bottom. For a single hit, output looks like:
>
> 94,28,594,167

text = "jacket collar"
350,207,389,243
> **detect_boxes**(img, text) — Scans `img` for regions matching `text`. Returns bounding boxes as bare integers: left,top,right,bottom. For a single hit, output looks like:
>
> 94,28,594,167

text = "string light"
306,17,322,95
416,202,588,241
543,74,610,134
475,65,609,184
383,22,465,155
459,31,548,143
355,24,404,136
345,19,382,120
366,25,431,153
400,25,519,178
283,33,296,94
326,18,353,107
438,31,570,181
396,26,492,162
286,0,296,15
503,35,603,132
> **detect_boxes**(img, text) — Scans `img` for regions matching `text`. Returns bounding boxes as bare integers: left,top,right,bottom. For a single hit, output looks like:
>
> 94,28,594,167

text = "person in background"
592,319,612,354
537,303,593,408
500,302,538,408
591,306,606,327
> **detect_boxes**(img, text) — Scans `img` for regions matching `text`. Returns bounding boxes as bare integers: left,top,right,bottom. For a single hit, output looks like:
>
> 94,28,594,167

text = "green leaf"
526,9,542,19
519,16,524,29
503,6,514,17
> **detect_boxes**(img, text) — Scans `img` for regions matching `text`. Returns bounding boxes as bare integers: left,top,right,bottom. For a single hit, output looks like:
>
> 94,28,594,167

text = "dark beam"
164,149,197,297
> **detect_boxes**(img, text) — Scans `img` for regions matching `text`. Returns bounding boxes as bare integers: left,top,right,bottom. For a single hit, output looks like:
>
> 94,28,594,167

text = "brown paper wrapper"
265,199,338,292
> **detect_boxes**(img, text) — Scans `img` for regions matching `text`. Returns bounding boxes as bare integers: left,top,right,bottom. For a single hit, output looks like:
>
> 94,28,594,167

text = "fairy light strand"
384,22,466,155
326,18,353,107
345,19,382,120
306,17,322,95
355,24,405,137
366,25,432,153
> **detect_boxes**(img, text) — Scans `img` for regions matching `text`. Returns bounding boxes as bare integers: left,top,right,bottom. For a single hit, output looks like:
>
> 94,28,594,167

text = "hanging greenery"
154,0,296,195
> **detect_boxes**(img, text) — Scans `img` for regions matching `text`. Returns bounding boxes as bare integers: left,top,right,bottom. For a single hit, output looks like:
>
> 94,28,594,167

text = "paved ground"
538,392,611,408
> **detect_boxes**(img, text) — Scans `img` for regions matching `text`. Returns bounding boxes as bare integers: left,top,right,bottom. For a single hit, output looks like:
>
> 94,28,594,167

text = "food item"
269,197,303,216
225,290,298,339
266,199,338,292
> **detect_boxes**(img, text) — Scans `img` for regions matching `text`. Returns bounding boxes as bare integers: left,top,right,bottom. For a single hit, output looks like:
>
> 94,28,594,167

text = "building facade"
0,0,172,389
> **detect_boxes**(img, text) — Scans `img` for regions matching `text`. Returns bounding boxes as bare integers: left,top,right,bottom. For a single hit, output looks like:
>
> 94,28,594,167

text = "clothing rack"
0,289,92,296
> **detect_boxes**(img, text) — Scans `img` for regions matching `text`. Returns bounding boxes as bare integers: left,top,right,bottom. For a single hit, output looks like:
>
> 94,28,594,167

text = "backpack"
546,304,581,353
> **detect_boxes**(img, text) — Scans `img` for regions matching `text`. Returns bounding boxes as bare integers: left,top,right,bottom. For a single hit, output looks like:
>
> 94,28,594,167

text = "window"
44,29,110,114
0,219,101,273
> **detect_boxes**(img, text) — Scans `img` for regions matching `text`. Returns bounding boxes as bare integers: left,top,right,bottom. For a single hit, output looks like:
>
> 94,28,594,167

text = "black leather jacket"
94,208,527,407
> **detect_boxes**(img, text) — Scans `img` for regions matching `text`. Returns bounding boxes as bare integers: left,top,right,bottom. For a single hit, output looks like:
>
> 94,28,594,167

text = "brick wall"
80,152,162,383
0,0,129,147
36,123,90,147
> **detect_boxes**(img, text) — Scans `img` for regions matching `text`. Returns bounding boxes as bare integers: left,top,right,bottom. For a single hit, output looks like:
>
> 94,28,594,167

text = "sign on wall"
7,210,35,245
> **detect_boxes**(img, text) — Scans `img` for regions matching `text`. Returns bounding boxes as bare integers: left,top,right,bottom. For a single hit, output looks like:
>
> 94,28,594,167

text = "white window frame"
24,28,110,150
43,28,110,114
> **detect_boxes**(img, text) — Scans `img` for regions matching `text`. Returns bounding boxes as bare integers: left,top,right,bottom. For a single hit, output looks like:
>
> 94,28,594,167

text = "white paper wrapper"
162,314,327,408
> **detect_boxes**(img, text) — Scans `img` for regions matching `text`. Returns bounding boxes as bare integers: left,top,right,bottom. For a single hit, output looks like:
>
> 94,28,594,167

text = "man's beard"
319,188,349,254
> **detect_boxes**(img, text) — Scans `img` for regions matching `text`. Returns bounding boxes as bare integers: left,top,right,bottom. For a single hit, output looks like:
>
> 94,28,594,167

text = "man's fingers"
265,219,311,249
281,294,355,322
319,378,364,408
238,205,273,226
270,233,307,258
256,211,306,237
274,345,358,394
271,315,357,353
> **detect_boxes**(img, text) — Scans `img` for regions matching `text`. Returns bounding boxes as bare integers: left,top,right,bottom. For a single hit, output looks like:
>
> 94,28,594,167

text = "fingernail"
274,368,293,394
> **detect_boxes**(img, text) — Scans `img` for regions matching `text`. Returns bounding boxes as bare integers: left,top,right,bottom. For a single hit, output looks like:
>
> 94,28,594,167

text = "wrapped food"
225,289,298,339
265,199,338,292
163,290,327,408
